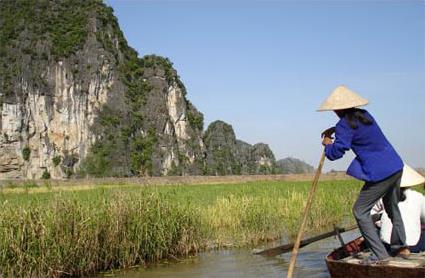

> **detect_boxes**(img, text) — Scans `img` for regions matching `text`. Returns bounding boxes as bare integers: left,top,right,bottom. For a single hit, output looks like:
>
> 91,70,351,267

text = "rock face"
250,143,276,174
275,157,314,174
0,0,205,178
0,0,303,179
203,121,239,175
204,121,276,175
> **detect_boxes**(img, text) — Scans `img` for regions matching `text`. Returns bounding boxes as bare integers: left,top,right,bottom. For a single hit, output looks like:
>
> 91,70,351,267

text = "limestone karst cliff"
0,0,205,178
204,121,276,175
0,0,299,179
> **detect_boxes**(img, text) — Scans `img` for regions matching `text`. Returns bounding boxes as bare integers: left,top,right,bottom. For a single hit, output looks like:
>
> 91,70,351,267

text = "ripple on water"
99,230,361,278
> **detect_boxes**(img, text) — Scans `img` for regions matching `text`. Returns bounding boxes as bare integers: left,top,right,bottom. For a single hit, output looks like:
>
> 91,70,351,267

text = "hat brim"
400,164,425,188
316,103,368,112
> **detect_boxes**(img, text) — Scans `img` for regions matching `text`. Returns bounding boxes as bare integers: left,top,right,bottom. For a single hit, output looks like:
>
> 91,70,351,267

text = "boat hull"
326,237,425,278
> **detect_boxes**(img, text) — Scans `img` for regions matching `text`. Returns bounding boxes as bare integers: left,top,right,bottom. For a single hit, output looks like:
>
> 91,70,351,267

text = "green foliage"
142,55,176,83
0,180,362,276
209,148,235,175
79,101,158,177
52,156,61,167
0,0,107,106
95,2,128,55
59,152,79,179
64,168,74,179
78,105,125,177
130,129,157,176
0,0,98,58
49,2,90,58
120,55,152,116
22,181,38,189
79,48,165,177
187,110,204,130
81,52,183,178
167,161,182,176
41,169,50,180
0,188,203,277
258,165,272,175
79,141,113,178
22,147,31,161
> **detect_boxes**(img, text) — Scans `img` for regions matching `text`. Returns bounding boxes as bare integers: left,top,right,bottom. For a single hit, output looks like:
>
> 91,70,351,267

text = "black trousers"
352,170,406,260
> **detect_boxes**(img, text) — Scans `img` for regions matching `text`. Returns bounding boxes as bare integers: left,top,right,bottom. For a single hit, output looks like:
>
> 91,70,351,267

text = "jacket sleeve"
325,119,353,161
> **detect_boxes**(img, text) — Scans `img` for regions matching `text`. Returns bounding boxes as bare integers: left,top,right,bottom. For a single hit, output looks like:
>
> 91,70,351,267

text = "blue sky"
105,0,424,171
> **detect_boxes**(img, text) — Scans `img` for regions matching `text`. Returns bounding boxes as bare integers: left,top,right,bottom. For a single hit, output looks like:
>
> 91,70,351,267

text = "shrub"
52,155,61,167
187,111,204,130
65,168,74,179
130,128,157,176
22,147,31,161
41,169,51,180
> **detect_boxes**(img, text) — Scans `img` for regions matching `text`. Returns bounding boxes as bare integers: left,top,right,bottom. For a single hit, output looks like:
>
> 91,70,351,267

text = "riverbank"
0,180,361,277
0,172,352,189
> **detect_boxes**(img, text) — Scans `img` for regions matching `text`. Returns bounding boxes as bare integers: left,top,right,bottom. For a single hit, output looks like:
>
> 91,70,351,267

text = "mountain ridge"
0,0,308,178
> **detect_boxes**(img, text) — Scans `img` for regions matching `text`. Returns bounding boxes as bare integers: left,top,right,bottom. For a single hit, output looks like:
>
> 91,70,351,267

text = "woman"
318,85,408,262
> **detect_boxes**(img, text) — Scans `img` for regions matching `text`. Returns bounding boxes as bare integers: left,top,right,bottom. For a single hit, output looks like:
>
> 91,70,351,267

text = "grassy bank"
0,180,362,277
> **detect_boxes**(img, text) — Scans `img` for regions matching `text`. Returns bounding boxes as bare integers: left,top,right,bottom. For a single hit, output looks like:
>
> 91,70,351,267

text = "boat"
326,237,425,278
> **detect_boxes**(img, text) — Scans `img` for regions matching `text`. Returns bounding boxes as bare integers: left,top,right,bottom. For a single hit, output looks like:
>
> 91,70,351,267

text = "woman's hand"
322,136,333,146
321,127,336,139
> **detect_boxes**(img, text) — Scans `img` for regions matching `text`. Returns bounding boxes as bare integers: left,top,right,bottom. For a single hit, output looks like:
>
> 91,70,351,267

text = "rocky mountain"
0,0,306,179
204,121,276,175
0,0,205,178
275,157,314,174
250,143,276,174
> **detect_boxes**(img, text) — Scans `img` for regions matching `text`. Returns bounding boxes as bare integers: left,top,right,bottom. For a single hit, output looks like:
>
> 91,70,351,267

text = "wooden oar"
254,224,358,257
286,150,326,278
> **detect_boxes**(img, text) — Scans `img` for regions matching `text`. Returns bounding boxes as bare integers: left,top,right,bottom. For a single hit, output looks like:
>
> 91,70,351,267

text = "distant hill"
204,121,276,175
275,157,314,174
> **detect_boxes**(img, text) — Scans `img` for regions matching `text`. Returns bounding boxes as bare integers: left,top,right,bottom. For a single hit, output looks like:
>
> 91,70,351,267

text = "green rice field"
0,179,364,277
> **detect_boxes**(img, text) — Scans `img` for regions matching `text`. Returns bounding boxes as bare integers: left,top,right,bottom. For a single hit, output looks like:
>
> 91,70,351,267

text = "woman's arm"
323,120,354,161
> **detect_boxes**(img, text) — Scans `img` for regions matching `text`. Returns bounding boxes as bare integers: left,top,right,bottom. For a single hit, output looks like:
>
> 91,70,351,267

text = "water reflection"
99,231,360,278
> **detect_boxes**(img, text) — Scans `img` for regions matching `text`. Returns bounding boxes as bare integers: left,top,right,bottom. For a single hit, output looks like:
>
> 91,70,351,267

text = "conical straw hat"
317,85,369,111
400,164,425,188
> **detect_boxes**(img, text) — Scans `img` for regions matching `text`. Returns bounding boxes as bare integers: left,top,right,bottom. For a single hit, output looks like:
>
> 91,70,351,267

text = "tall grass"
0,180,361,277
202,182,360,246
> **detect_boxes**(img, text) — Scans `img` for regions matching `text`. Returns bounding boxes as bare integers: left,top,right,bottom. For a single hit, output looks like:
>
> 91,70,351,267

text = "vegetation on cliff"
79,3,206,177
0,0,99,100
1,0,206,178
0,0,305,178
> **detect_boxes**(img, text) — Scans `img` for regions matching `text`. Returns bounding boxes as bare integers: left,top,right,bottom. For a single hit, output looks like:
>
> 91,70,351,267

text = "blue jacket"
325,110,403,182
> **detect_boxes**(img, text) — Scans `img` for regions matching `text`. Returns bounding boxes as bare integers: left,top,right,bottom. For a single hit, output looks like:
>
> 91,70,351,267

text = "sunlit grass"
0,180,362,277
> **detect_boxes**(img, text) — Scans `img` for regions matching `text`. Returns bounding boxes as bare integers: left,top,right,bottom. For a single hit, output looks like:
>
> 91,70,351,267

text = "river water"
99,230,360,278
